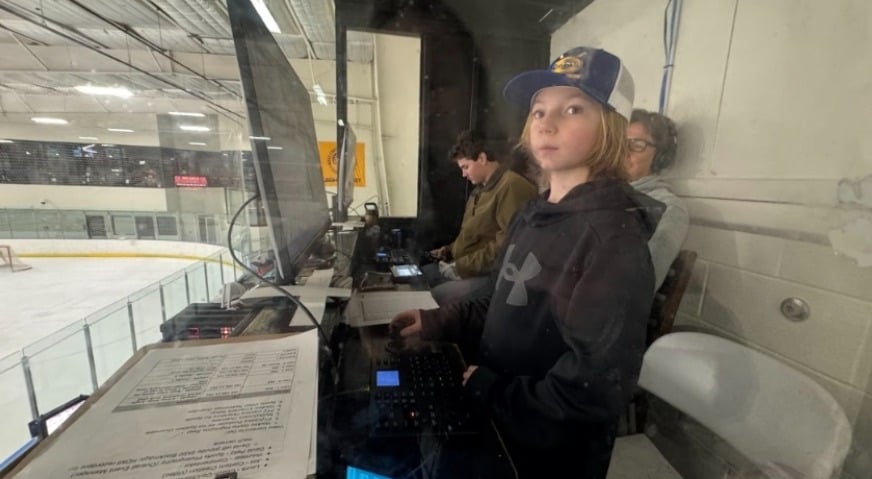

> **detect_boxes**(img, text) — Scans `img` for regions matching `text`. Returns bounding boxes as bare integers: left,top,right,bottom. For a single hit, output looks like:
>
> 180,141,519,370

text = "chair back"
640,332,852,478
648,249,697,346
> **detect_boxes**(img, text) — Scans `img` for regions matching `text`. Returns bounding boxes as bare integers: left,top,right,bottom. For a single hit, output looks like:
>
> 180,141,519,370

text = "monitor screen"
228,0,331,284
335,124,357,221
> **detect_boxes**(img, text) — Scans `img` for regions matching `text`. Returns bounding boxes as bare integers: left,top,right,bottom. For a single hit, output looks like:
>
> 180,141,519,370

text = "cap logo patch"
551,51,587,79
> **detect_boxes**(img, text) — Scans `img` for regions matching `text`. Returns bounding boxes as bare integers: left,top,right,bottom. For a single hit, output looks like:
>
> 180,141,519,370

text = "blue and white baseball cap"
503,46,634,121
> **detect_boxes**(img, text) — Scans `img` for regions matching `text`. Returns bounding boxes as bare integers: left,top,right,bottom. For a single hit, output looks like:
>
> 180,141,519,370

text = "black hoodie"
419,178,662,477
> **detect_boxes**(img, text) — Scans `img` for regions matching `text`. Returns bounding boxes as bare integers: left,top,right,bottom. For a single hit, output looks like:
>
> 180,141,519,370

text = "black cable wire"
226,194,334,360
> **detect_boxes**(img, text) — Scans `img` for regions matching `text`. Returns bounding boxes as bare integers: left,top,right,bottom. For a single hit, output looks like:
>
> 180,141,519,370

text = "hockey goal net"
0,245,32,272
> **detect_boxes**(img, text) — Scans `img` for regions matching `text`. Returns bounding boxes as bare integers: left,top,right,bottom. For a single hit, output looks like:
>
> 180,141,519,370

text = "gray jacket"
631,175,690,289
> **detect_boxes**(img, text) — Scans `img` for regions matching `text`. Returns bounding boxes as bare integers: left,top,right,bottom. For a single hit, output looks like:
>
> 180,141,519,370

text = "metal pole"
82,324,99,391
184,273,191,304
219,253,226,285
127,301,138,353
21,356,40,419
159,284,168,323
203,262,210,300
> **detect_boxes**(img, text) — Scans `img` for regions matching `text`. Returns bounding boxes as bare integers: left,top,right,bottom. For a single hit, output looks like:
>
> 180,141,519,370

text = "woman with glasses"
626,109,689,289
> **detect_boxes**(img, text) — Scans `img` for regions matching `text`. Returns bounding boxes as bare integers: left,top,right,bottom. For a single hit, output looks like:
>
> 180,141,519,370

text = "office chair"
608,332,853,479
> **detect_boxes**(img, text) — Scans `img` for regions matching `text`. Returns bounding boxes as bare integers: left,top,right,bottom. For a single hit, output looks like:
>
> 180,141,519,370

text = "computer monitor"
334,124,357,222
228,0,331,284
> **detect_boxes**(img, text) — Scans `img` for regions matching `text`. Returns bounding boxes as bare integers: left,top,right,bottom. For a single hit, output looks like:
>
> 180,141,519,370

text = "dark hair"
447,130,496,163
630,109,678,173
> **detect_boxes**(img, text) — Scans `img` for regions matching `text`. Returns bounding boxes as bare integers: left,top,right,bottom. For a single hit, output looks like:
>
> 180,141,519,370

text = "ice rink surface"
0,257,200,358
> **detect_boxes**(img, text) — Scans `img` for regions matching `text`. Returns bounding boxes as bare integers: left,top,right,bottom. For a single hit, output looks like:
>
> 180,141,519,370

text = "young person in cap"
391,47,662,477
424,130,538,305
626,109,689,289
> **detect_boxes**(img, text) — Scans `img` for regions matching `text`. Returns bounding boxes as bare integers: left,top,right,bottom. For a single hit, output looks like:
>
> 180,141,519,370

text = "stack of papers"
9,332,320,478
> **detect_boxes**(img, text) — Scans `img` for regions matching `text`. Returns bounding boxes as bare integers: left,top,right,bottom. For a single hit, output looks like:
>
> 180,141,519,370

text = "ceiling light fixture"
107,128,134,133
189,142,207,146
32,117,69,125
74,85,133,99
180,125,210,132
0,139,13,143
78,136,99,141
249,136,271,141
251,0,281,33
267,146,283,150
168,111,205,117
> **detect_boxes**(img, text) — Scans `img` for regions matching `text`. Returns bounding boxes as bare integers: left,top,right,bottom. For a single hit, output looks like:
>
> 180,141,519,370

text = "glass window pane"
22,322,93,415
0,352,33,462
86,306,134,386
161,273,189,321
130,288,165,348
185,264,209,303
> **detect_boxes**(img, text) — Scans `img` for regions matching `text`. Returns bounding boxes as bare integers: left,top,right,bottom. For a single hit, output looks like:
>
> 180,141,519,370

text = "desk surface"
231,227,517,478
234,282,517,478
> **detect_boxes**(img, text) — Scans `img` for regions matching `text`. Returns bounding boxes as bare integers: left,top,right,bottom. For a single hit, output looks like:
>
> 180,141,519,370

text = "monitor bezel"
229,0,332,284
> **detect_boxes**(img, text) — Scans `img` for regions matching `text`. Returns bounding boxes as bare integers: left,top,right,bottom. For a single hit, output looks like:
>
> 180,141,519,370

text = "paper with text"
10,331,319,479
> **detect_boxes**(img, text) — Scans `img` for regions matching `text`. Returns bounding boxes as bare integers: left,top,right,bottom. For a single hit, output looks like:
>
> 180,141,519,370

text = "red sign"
174,175,208,187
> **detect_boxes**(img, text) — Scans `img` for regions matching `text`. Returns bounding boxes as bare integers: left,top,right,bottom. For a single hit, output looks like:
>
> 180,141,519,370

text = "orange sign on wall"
318,141,366,187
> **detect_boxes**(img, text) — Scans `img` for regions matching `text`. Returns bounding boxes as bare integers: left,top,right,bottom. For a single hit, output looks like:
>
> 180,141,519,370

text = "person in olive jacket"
424,130,538,305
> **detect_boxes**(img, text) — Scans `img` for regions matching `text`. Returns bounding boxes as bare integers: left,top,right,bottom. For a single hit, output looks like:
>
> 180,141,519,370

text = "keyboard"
370,343,478,437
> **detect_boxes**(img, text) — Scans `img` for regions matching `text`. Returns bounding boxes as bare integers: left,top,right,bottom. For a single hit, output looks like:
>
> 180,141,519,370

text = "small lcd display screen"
392,264,421,277
346,465,393,479
376,370,400,387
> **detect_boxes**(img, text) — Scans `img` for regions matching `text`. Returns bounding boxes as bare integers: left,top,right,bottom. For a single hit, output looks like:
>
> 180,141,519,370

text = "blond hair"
518,103,629,182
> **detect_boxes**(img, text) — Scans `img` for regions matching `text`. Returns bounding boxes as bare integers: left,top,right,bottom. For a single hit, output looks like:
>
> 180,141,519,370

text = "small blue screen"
346,465,393,479
376,370,400,387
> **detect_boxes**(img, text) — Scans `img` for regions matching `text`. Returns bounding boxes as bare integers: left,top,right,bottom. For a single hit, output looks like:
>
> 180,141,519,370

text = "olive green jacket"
450,167,538,277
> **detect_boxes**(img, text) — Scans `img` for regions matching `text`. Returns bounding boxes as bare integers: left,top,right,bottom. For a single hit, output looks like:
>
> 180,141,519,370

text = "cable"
226,194,336,366
659,0,682,113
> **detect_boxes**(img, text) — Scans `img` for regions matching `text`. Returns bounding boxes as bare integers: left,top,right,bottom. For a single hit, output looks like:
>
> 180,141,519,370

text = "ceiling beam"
283,0,319,60
10,32,49,71
66,0,240,100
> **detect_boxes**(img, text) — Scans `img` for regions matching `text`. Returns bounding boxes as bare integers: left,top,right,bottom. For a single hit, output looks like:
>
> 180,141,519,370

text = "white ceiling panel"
3,0,162,28
0,0,372,116
275,34,308,58
150,0,230,38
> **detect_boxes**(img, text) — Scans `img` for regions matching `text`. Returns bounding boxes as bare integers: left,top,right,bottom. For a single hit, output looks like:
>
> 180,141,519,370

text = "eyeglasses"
628,138,656,153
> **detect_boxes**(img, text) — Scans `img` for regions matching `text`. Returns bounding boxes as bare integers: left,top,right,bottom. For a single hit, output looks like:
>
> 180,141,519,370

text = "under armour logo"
497,245,542,306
